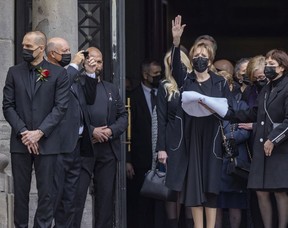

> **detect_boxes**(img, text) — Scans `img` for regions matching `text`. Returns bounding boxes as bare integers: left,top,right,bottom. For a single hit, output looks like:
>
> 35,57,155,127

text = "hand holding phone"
82,51,89,58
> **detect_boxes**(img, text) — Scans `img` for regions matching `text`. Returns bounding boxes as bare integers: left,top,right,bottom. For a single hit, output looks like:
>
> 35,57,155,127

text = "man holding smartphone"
73,47,128,228
46,37,96,227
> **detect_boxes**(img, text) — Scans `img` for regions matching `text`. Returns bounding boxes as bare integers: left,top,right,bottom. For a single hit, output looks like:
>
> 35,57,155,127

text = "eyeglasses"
256,75,266,81
53,50,71,55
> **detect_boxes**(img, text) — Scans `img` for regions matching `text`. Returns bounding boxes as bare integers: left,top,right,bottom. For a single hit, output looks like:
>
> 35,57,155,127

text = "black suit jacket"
58,66,94,157
2,59,70,154
79,75,128,160
127,84,152,171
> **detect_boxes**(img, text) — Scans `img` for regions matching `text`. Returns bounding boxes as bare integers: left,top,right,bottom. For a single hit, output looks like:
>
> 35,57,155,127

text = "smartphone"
82,51,89,58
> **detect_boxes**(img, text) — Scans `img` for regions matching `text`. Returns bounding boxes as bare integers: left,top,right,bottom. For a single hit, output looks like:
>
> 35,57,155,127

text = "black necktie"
29,67,36,95
150,89,156,112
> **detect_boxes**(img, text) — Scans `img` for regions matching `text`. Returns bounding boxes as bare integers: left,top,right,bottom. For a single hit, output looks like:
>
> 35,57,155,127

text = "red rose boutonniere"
36,67,50,82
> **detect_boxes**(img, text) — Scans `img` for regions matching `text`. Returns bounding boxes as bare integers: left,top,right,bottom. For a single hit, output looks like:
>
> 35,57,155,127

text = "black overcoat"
156,81,187,191
229,75,288,189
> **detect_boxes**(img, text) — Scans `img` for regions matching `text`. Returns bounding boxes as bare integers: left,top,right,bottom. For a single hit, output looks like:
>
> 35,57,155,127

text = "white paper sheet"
182,91,228,117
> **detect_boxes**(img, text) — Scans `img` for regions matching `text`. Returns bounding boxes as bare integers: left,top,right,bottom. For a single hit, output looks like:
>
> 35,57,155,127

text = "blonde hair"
163,50,192,101
189,42,215,69
246,55,265,82
217,70,234,91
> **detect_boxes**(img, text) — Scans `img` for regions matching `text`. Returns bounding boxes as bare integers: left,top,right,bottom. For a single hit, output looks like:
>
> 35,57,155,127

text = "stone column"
0,0,14,162
32,0,79,54
0,1,15,227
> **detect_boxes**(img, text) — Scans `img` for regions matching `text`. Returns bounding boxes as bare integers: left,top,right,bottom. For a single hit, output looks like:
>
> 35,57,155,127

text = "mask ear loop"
33,46,43,59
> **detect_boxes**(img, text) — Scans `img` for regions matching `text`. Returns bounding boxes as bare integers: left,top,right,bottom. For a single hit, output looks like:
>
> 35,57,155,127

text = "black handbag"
140,168,177,202
226,143,252,180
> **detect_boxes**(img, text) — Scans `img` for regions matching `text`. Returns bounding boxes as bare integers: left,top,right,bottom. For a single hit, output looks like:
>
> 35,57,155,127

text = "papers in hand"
182,91,228,117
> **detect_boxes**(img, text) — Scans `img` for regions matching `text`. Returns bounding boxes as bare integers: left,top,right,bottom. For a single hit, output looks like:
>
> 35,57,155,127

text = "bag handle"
219,121,227,142
152,158,166,172
264,92,275,125
230,123,236,139
220,121,236,141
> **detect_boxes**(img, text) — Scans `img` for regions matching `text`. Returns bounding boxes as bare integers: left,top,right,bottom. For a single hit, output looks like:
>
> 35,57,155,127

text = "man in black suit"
2,31,70,228
46,37,95,228
126,60,162,228
73,47,128,228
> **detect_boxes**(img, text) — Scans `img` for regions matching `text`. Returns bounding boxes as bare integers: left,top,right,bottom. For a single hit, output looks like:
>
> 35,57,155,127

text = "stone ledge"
0,194,7,227
0,192,13,228
0,122,11,141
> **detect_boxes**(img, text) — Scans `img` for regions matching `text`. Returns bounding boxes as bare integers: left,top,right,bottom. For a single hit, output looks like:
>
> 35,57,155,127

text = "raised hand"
83,56,97,74
172,15,186,47
71,50,85,67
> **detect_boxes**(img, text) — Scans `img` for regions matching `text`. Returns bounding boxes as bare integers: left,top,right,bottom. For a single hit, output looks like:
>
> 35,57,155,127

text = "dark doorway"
168,0,288,62
125,0,288,87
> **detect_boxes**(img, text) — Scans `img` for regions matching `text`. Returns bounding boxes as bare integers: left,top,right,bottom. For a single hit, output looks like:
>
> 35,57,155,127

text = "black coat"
79,76,128,161
156,81,187,191
228,75,288,189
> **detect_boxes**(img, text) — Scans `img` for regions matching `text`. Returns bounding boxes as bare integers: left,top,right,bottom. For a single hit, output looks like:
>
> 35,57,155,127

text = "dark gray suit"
2,59,70,228
53,66,94,228
74,75,128,228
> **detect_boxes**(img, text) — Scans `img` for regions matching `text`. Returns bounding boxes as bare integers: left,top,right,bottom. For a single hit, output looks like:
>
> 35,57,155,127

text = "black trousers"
11,153,57,228
53,142,81,228
74,143,116,228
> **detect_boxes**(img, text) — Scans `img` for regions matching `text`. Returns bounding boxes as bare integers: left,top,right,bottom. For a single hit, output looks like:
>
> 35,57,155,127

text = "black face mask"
192,57,209,73
149,75,162,88
242,74,251,85
22,48,38,63
234,77,243,85
264,66,278,80
58,53,71,67
255,78,268,90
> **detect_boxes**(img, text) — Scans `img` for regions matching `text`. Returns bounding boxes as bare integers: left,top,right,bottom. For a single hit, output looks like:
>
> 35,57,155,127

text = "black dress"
171,46,233,207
